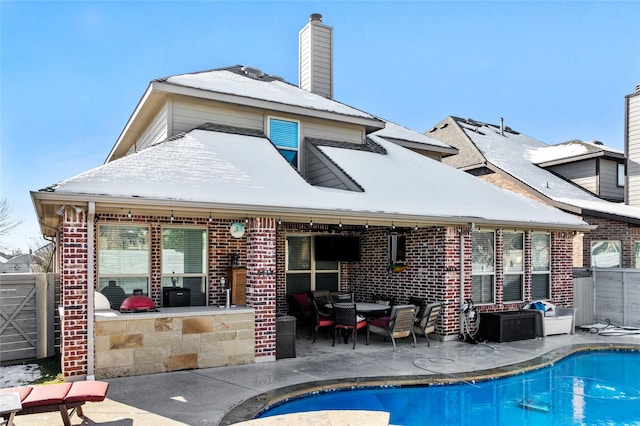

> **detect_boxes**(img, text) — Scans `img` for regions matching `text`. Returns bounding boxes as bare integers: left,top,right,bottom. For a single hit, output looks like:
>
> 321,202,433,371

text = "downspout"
460,223,473,334
459,227,465,334
87,202,95,380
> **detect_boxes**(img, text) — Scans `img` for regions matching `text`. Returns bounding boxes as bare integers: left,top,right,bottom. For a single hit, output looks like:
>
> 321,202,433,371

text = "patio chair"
330,292,354,305
311,299,335,343
367,304,418,351
287,292,313,326
413,302,442,346
332,303,367,349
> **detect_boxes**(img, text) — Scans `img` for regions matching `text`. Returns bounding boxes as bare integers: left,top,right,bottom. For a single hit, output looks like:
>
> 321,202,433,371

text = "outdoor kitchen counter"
93,306,255,379
94,305,254,319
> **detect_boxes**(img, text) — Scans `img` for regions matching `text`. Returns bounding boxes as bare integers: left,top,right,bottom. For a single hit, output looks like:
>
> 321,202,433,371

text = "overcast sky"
2,1,639,253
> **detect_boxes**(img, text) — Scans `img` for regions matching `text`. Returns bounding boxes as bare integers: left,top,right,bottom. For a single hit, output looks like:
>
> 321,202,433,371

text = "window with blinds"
531,233,551,300
503,232,524,302
471,231,495,304
98,224,150,296
269,117,299,168
162,227,207,306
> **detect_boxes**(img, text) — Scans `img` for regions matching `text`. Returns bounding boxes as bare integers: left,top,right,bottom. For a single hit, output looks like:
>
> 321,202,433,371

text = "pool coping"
220,343,640,425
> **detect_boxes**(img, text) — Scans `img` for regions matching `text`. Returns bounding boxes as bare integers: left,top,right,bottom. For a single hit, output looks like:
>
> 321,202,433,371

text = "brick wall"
582,215,640,268
59,207,89,379
246,218,277,360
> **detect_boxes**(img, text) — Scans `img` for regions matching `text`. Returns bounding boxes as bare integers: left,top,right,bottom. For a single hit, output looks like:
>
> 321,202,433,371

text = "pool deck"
11,328,640,425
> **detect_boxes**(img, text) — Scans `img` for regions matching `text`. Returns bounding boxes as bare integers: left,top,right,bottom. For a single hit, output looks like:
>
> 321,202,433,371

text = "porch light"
245,215,249,223
309,218,313,227
170,210,174,222
338,220,342,228
414,223,419,231
208,212,213,222
364,221,369,229
277,217,282,226
391,222,395,230
127,209,132,218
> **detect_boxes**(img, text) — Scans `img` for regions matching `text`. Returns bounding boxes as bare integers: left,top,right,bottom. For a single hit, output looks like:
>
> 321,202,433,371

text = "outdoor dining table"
324,302,391,314
0,392,22,426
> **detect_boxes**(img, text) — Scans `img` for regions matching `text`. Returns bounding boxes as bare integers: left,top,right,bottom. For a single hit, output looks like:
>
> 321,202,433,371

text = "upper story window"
98,225,150,309
617,162,625,187
269,117,300,169
472,231,495,304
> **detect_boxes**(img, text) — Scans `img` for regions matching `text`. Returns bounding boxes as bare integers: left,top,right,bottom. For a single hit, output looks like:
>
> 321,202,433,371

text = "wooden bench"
0,381,109,426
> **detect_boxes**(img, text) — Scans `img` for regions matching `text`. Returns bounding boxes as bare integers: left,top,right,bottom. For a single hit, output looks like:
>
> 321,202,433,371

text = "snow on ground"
0,363,41,388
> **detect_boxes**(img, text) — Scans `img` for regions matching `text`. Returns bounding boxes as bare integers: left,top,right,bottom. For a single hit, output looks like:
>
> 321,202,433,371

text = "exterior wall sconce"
170,210,174,222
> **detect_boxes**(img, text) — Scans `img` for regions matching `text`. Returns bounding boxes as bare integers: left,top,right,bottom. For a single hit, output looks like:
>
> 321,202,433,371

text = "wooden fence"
0,273,59,362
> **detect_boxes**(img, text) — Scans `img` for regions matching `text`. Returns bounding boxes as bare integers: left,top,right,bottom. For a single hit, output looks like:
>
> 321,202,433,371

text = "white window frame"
285,235,339,294
617,162,625,187
268,116,301,169
590,240,622,268
471,230,495,305
97,224,151,296
531,232,551,300
161,226,208,306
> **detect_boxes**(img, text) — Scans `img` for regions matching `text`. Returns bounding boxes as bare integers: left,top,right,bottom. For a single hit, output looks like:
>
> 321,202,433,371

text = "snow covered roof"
45,126,589,229
452,118,640,221
530,139,623,165
163,66,377,122
372,120,457,154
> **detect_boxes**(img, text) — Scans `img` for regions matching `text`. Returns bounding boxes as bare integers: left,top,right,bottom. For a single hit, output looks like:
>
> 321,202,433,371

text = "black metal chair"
332,303,367,349
311,299,335,343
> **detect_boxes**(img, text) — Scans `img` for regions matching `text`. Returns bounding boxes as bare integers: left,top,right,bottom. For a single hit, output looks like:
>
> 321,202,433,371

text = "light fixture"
277,216,282,226
127,209,132,218
245,215,249,224
364,221,369,229
391,222,395,230
309,218,313,227
414,223,419,231
170,210,174,222
338,220,342,228
55,205,65,216
208,212,213,222
72,205,83,214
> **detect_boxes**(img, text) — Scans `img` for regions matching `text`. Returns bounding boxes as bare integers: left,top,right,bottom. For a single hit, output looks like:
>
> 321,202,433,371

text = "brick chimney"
299,13,333,99
624,84,640,206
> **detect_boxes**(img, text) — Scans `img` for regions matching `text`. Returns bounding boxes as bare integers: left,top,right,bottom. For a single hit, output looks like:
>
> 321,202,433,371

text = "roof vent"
241,66,265,79
310,13,322,22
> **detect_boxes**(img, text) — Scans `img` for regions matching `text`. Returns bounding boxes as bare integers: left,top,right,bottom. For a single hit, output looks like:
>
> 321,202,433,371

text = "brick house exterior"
35,16,590,380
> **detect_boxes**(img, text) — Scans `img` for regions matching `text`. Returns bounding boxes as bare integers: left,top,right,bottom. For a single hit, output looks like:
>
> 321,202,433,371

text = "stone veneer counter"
94,306,255,378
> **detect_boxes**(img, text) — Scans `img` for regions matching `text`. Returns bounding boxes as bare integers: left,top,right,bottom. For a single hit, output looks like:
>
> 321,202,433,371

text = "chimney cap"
310,13,322,22
636,84,640,93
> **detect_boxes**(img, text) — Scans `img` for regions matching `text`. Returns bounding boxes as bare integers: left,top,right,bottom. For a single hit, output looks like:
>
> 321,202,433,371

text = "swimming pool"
257,350,640,425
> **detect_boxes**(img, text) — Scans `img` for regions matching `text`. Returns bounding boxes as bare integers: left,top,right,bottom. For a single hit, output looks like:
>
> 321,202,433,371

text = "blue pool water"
257,351,640,425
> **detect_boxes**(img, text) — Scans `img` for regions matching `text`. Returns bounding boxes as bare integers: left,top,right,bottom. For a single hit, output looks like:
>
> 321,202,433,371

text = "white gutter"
87,202,95,380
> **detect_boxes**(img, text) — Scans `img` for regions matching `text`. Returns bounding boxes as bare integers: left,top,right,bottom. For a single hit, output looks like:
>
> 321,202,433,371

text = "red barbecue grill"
119,295,157,313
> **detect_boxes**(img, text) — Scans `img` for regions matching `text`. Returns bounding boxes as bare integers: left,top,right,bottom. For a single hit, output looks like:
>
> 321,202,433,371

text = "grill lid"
120,295,156,312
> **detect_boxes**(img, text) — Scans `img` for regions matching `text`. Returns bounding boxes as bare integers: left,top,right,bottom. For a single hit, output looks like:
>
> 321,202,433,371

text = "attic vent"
241,66,265,79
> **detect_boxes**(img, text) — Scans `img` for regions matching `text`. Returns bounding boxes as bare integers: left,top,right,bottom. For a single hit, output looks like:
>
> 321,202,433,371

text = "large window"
162,227,207,306
531,233,551,300
98,225,150,306
286,235,339,295
269,117,299,168
503,232,524,302
472,231,494,304
591,240,621,268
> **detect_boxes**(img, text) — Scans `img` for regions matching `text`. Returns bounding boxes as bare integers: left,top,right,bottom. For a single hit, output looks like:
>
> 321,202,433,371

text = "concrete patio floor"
11,326,640,425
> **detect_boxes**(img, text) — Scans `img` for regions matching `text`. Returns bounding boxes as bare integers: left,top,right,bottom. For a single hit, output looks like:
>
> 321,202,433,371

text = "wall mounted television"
314,235,361,262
